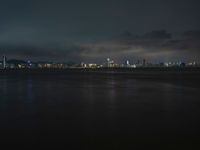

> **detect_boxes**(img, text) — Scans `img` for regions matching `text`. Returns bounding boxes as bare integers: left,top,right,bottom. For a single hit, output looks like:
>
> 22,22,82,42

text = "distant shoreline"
0,67,200,72
0,67,200,77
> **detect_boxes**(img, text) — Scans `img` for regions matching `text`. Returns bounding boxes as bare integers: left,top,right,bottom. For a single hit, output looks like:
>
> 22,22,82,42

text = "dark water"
0,72,200,149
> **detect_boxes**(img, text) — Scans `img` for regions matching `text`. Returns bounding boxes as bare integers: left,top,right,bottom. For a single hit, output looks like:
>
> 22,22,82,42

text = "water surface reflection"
0,74,200,148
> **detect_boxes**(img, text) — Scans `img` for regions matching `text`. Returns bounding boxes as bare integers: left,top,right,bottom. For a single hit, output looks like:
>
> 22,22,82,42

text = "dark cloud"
0,30,200,63
78,30,200,63
0,44,83,62
142,30,172,39
0,0,200,62
182,30,200,39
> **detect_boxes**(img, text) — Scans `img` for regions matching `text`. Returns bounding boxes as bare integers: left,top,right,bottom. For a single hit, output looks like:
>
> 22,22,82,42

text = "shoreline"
0,67,200,74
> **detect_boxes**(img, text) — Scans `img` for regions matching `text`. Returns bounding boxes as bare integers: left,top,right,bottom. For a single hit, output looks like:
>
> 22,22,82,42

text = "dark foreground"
0,68,200,149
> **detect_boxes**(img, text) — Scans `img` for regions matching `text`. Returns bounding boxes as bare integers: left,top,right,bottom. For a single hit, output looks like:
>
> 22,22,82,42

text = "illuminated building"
107,58,111,67
107,58,114,67
126,60,131,67
2,55,7,69
131,64,137,68
88,64,97,68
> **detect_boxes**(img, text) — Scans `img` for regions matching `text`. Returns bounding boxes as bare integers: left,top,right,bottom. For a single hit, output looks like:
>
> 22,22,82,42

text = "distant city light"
0,55,199,70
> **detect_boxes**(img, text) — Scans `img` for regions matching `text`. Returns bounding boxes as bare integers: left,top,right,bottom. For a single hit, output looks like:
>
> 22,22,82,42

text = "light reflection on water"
0,74,200,147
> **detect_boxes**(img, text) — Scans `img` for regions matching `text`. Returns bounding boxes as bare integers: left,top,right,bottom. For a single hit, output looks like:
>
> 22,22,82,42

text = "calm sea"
0,71,200,149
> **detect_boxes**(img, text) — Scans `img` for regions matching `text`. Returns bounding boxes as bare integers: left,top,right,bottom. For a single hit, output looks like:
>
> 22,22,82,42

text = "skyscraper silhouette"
2,55,7,69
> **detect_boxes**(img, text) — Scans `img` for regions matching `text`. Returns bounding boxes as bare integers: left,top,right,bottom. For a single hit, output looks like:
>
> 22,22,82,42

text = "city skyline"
0,55,198,69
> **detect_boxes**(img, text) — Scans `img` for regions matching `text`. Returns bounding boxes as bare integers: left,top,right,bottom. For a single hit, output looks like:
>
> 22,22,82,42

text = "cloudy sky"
0,0,200,63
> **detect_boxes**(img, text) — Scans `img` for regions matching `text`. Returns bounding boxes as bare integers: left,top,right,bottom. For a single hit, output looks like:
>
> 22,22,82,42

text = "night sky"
0,0,200,63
